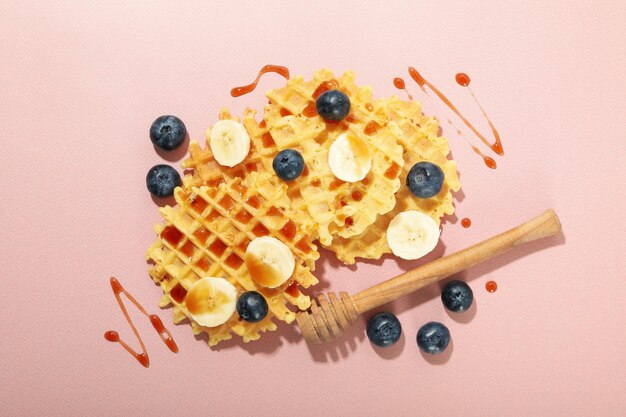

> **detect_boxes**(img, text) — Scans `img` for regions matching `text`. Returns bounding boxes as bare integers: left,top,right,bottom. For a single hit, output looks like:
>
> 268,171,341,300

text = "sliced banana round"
209,119,251,167
328,133,372,182
245,236,295,288
386,211,440,260
185,277,237,327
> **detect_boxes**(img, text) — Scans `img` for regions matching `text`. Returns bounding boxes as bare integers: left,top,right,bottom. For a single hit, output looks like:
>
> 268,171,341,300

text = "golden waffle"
146,171,319,346
182,110,267,190
325,97,462,264
243,69,405,246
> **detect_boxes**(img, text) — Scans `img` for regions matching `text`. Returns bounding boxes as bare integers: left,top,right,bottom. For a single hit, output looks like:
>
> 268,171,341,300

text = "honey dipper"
296,209,562,344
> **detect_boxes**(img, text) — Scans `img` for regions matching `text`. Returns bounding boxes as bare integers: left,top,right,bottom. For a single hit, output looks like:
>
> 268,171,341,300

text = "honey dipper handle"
352,209,562,314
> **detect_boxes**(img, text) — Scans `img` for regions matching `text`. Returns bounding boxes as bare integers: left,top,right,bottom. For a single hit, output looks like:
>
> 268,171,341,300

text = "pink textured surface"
1,1,625,416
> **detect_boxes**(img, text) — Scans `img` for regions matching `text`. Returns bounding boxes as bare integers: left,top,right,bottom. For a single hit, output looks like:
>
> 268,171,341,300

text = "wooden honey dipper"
296,209,562,344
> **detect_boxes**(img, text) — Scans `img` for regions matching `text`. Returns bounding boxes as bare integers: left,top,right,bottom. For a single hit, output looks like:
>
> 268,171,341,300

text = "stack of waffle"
147,69,461,346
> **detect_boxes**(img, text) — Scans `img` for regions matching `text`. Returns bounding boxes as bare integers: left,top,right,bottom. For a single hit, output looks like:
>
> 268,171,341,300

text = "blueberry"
146,164,181,197
406,161,445,198
416,321,450,354
150,115,187,151
441,280,474,313
272,149,305,181
366,312,402,348
236,291,268,323
316,89,350,121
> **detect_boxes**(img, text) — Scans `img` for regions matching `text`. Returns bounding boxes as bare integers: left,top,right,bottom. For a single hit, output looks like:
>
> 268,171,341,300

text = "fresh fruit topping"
209,120,251,167
273,149,305,181
146,164,181,197
441,280,474,313
386,211,440,260
328,133,372,182
406,161,445,198
185,277,237,328
416,321,451,355
245,236,295,288
150,115,187,151
236,291,269,323
316,89,350,121
366,312,402,348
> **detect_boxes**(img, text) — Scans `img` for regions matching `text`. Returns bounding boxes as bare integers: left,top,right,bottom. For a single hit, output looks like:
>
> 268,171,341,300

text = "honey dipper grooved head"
296,292,359,344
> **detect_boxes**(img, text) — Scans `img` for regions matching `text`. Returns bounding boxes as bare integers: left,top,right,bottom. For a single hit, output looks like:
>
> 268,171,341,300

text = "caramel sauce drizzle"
104,277,178,368
406,67,503,169
231,65,290,97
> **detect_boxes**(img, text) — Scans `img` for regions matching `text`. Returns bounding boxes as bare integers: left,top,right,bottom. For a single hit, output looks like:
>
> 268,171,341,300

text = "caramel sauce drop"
252,222,269,237
364,121,381,135
161,226,183,246
329,179,345,191
313,80,340,99
231,65,290,97
285,281,300,298
261,132,276,148
345,114,359,124
246,195,262,209
384,162,401,179
196,258,210,271
280,220,297,240
190,197,208,214
208,239,228,257
351,190,363,201
303,101,317,117
455,73,471,86
295,237,311,254
225,253,244,269
266,206,282,216
393,77,413,100
104,277,178,368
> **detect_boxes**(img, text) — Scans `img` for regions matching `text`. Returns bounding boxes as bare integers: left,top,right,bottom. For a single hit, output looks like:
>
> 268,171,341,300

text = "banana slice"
209,120,251,167
328,133,372,182
245,236,295,288
185,277,237,327
386,211,440,260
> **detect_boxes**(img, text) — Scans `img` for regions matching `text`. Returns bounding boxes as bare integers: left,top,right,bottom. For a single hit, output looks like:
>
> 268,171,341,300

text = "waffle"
242,69,405,246
146,171,319,346
324,97,461,264
182,110,266,192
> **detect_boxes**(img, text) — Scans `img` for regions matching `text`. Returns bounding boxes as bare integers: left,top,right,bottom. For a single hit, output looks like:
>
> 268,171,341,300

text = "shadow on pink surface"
421,338,454,365
205,320,303,355
304,321,366,362
154,132,190,162
463,232,566,283
371,331,406,360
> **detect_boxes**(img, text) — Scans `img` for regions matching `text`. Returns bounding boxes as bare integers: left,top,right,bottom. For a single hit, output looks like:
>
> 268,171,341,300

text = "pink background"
1,1,625,416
